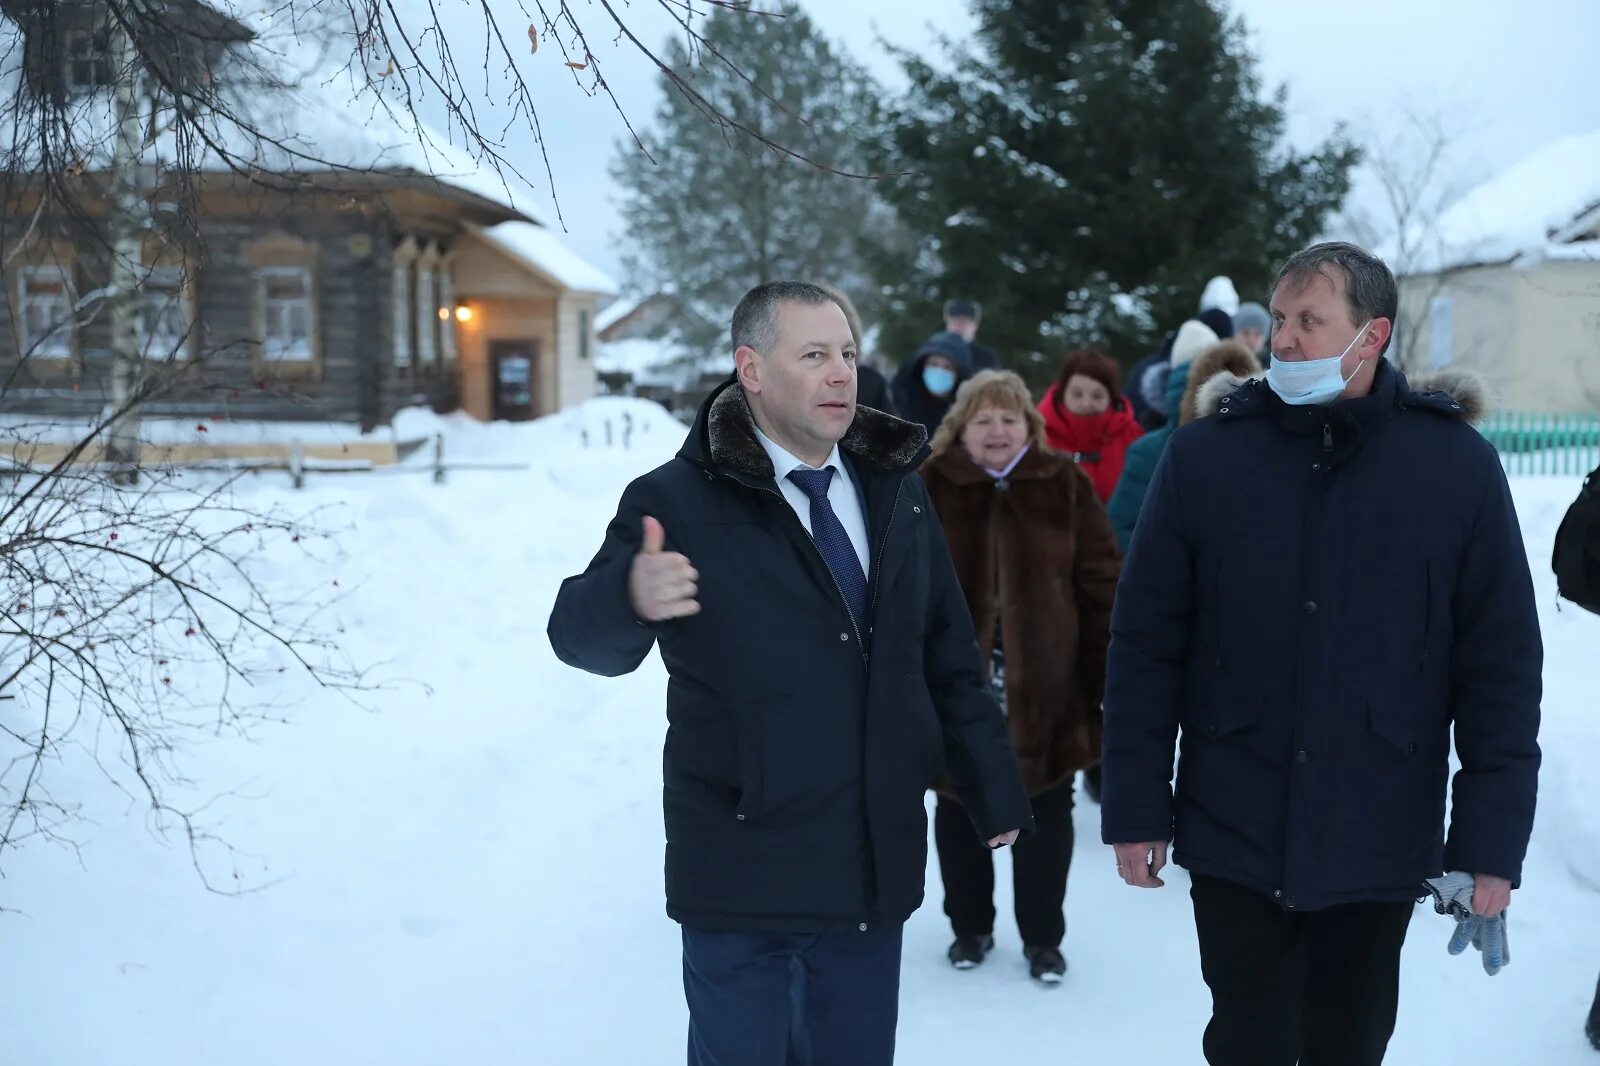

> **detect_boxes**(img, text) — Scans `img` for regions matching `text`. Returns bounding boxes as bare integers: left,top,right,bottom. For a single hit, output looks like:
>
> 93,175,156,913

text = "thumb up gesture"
629,516,701,622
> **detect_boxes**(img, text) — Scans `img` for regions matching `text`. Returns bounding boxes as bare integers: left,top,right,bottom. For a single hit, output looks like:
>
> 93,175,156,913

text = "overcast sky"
450,0,1600,289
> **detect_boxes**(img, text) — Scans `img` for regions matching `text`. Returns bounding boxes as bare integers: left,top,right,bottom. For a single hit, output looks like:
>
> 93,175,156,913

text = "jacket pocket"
904,677,947,781
1367,695,1449,757
734,709,764,823
1194,683,1259,741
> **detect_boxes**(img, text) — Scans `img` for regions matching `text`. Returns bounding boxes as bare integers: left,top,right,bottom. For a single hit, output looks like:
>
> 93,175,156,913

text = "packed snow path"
1,400,1595,1064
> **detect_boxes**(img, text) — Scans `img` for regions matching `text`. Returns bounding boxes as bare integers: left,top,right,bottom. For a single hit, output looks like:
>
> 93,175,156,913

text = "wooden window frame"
246,233,320,380
415,242,441,375
16,262,77,363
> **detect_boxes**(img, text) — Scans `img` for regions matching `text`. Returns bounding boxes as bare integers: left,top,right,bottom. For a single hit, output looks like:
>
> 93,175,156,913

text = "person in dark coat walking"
920,370,1121,984
1105,319,1219,551
1101,242,1543,1066
548,280,1032,1066
891,329,974,439
943,298,1001,371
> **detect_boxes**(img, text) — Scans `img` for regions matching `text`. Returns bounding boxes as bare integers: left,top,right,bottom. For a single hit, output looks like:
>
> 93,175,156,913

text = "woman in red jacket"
1037,349,1143,504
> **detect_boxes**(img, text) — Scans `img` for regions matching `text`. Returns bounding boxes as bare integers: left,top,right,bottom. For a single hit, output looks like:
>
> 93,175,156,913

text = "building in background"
1393,129,1600,412
0,0,614,466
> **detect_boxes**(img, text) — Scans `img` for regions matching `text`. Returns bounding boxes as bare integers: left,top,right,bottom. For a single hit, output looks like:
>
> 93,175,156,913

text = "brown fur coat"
920,445,1122,796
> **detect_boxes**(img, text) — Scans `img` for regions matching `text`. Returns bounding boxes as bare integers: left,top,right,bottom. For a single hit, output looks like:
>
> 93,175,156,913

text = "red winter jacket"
1037,388,1145,504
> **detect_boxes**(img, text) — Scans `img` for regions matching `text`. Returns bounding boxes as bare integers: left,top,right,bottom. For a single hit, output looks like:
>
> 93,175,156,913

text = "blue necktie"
786,467,869,633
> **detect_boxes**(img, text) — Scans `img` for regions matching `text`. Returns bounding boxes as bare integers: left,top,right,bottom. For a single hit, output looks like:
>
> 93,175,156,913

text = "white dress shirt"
753,425,872,576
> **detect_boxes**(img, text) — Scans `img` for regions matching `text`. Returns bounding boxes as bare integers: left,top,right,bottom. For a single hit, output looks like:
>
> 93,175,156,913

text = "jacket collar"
1209,359,1481,466
926,441,1069,486
679,379,929,485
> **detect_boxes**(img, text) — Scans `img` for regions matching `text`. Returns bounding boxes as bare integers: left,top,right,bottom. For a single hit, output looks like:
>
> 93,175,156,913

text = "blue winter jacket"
1100,361,1542,911
1106,360,1191,551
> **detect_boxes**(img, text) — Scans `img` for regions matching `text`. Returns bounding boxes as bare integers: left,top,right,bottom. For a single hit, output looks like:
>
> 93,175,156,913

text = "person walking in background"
892,329,974,438
548,281,1032,1066
1037,348,1145,504
919,370,1120,984
1102,241,1542,1066
1104,319,1219,551
1234,301,1271,359
819,282,895,415
943,298,1001,370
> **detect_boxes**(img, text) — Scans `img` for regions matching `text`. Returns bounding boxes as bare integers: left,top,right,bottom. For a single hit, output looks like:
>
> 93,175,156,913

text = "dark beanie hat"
1198,307,1235,339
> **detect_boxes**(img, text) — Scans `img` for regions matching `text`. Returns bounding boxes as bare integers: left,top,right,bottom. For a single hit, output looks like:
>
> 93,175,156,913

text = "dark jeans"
934,780,1075,947
681,924,903,1066
1190,874,1415,1066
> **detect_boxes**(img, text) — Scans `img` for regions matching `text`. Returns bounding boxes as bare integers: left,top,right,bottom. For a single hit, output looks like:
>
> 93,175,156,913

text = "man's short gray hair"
1272,242,1399,354
731,281,837,355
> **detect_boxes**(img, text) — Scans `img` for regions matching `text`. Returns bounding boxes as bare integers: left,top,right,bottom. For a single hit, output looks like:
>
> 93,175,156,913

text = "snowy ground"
1,397,1597,1064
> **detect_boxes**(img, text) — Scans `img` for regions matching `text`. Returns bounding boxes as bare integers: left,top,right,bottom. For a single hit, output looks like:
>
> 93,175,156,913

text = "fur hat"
1169,320,1221,369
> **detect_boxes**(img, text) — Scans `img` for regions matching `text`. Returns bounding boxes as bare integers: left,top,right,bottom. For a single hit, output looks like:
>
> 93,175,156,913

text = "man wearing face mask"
1101,241,1543,1065
891,329,975,438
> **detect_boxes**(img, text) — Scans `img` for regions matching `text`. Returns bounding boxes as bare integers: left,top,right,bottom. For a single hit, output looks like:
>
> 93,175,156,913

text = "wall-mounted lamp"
455,304,474,323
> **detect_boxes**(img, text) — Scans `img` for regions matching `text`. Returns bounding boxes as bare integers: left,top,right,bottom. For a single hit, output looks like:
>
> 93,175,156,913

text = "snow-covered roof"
596,294,650,335
1396,128,1600,275
596,338,682,385
0,0,542,222
476,222,618,297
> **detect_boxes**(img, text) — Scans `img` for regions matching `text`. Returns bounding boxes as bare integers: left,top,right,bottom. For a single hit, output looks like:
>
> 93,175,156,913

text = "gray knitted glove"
1424,871,1510,976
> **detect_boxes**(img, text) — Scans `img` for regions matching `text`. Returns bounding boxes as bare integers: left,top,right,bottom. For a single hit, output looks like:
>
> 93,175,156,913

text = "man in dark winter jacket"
1101,242,1542,1066
943,298,1001,371
891,329,974,438
548,280,1032,1066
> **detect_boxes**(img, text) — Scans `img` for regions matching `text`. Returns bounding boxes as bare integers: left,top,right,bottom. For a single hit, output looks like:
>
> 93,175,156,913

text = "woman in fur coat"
919,369,1122,984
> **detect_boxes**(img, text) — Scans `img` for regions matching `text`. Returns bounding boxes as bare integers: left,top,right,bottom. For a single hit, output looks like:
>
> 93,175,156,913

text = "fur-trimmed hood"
680,379,930,482
1179,341,1263,426
1405,367,1492,424
1195,361,1493,425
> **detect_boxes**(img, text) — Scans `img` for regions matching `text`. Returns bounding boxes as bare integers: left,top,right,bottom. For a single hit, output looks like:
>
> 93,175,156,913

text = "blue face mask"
1266,321,1372,406
923,364,957,397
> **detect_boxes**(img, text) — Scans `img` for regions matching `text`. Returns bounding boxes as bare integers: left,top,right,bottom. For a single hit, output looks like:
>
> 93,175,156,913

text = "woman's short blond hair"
929,369,1047,456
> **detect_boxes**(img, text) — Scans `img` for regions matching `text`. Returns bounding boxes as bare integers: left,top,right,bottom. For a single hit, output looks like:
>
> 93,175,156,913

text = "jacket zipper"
1420,563,1432,670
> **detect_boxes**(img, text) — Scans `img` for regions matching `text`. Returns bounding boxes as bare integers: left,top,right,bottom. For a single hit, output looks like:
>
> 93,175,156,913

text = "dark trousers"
934,780,1075,947
680,924,903,1066
1190,874,1415,1066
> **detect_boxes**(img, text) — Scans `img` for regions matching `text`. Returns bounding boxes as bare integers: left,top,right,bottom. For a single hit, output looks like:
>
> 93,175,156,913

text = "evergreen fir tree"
612,4,888,363
872,0,1359,380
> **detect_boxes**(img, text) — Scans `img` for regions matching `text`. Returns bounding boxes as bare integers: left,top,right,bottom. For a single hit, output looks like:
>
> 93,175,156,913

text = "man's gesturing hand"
629,516,700,622
1113,841,1169,888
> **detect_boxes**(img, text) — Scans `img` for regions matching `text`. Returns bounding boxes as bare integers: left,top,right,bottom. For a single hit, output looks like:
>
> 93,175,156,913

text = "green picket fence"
1479,412,1600,476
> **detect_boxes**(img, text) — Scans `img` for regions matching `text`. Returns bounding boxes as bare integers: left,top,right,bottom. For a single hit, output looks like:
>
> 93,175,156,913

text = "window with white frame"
258,266,313,361
18,265,74,359
392,259,413,368
1428,296,1453,369
141,263,190,360
439,265,457,362
415,259,438,368
64,28,115,92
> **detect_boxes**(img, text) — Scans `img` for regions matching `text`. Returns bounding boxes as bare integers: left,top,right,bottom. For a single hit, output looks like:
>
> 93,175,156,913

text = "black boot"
1586,972,1600,1051
948,934,995,970
1024,944,1067,984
